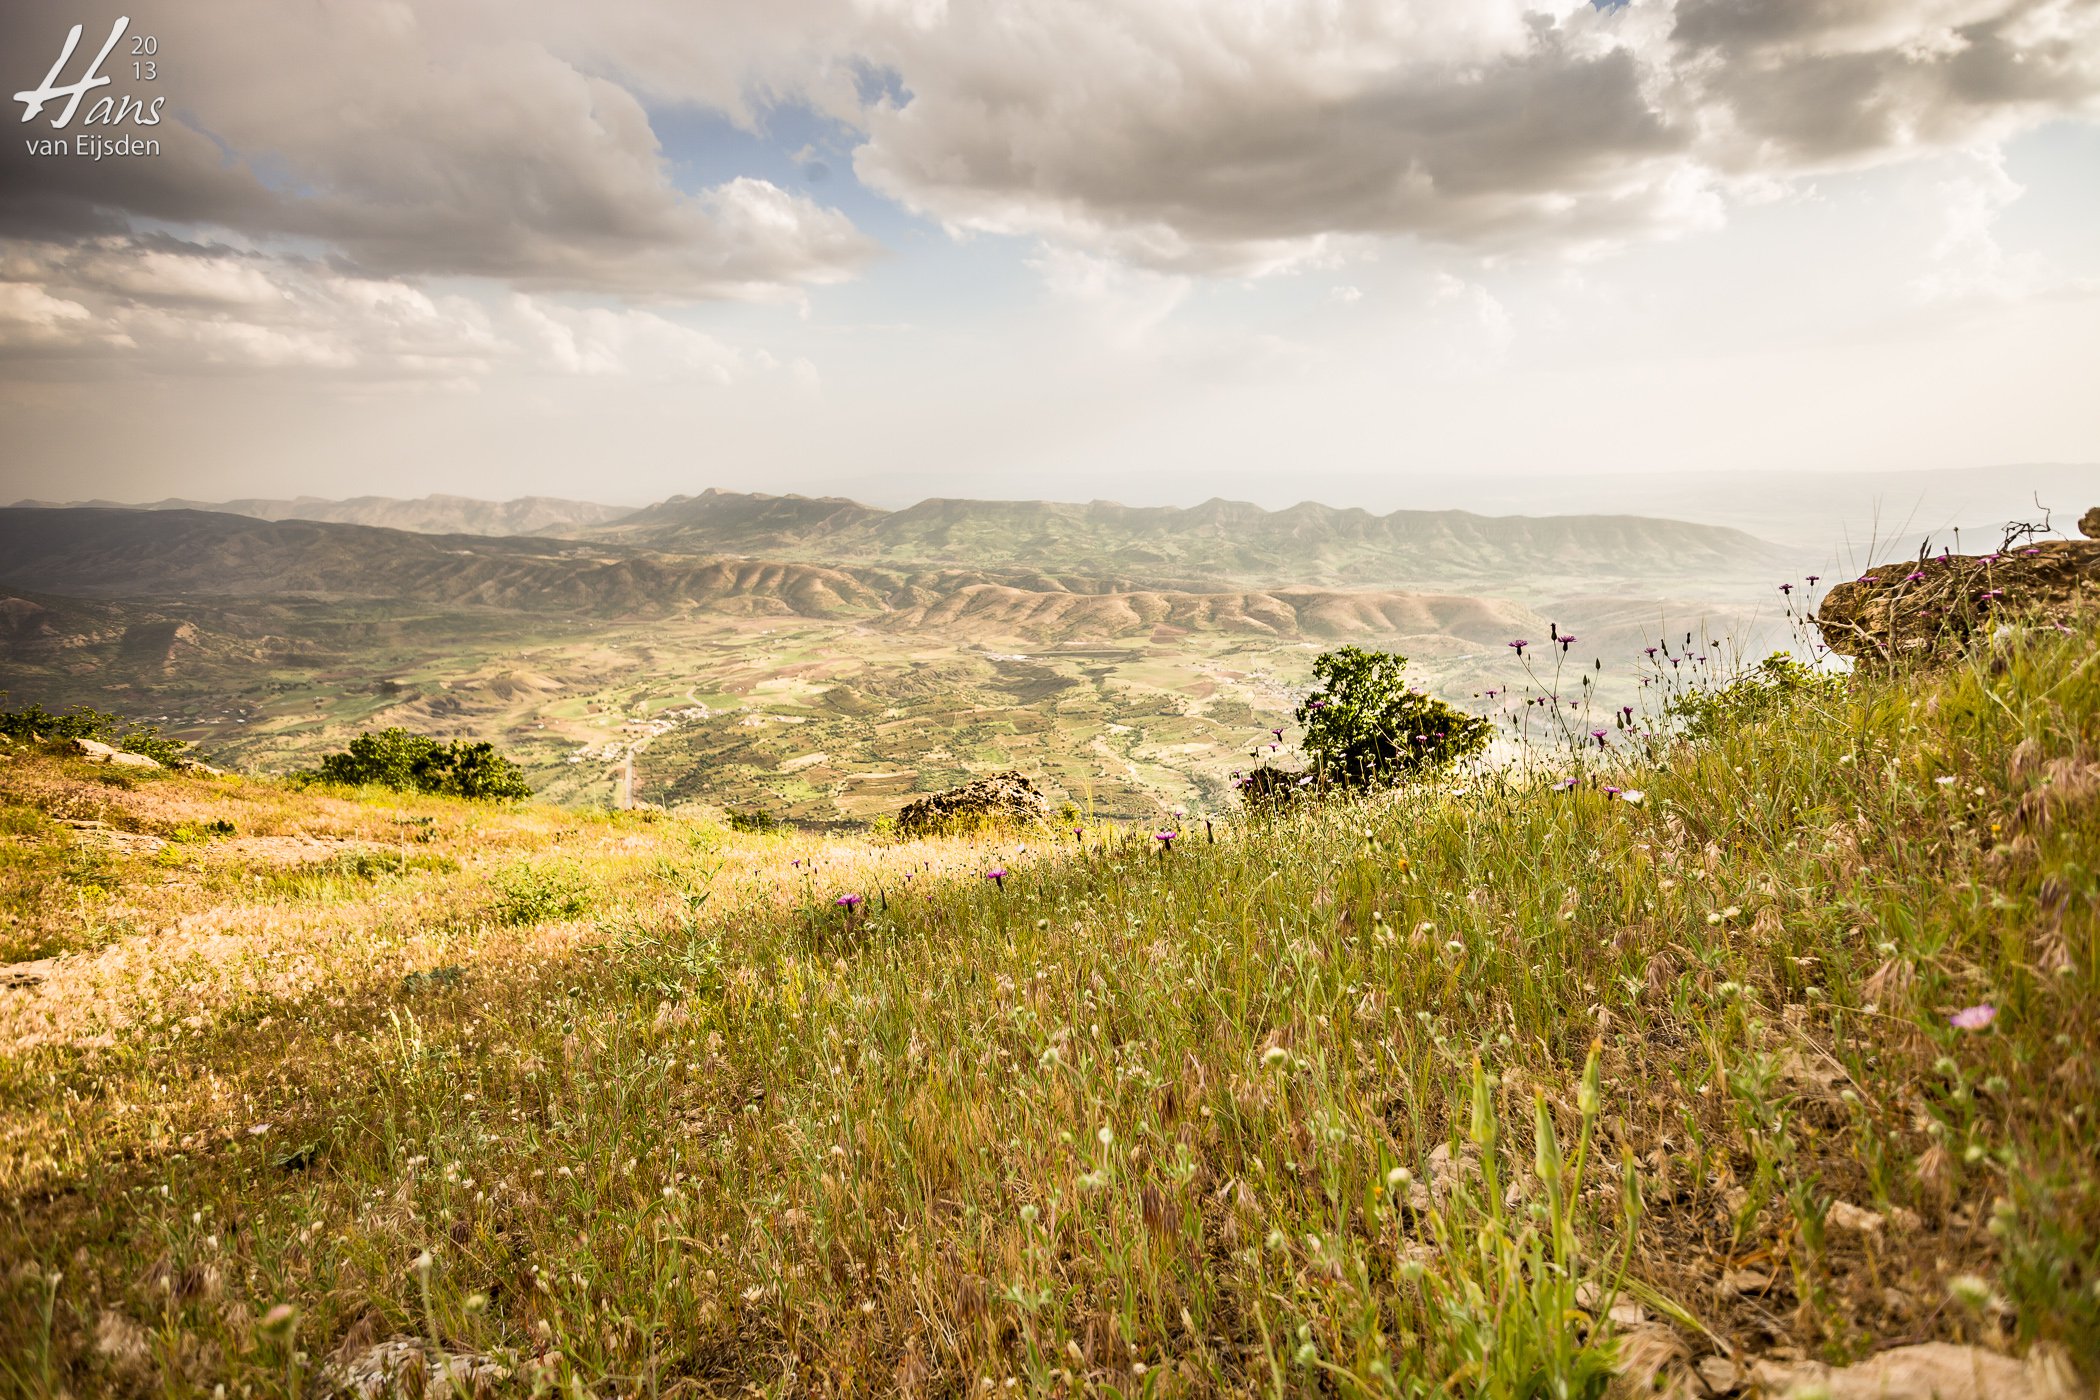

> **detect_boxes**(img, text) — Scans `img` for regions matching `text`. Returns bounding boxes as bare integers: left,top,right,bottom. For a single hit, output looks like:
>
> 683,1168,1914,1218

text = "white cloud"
0,237,764,383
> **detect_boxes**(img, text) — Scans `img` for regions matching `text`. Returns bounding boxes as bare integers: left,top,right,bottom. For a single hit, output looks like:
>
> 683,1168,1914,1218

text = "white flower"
1620,790,1645,806
1935,775,1957,786
1262,1045,1290,1067
247,1123,270,1136
1097,1125,1115,1147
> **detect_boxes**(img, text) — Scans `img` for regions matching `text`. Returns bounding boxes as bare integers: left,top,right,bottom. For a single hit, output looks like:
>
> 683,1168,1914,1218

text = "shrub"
1665,652,1846,742
1293,646,1493,790
727,808,781,834
303,728,532,800
1237,764,1309,812
490,860,592,925
0,699,191,765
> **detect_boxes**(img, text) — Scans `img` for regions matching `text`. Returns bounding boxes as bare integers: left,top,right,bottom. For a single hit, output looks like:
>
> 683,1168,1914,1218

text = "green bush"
301,728,531,800
490,860,592,925
0,699,191,765
1665,652,1846,742
1292,646,1493,790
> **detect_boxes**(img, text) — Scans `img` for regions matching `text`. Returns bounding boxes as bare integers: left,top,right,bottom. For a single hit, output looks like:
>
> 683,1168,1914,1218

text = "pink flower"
1949,1004,1997,1031
836,893,863,910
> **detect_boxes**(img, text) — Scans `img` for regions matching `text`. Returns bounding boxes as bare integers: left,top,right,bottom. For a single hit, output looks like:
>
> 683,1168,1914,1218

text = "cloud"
0,236,757,382
0,1,876,300
838,0,2100,270
5,0,2095,325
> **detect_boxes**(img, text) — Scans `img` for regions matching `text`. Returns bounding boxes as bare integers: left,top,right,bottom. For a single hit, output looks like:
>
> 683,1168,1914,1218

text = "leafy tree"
0,698,191,764
1293,646,1492,789
306,728,531,800
1665,652,1845,742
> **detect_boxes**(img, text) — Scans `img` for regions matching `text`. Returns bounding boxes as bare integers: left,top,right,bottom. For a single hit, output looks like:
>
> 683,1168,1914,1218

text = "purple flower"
1559,635,1578,650
1906,571,1926,582
1950,1004,1997,1031
985,868,1008,888
1270,728,1283,740
836,893,863,910
1509,639,1529,654
1643,646,1658,658
1155,831,1177,847
1553,777,1577,791
1806,575,1820,585
1779,583,1793,595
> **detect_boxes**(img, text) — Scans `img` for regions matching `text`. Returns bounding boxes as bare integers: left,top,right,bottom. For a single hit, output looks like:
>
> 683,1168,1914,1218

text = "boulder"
895,771,1049,837
1816,531,2100,665
67,736,161,770
1756,1341,2082,1399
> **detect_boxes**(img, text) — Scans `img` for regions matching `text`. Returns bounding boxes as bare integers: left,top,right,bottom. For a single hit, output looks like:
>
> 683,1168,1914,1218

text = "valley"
0,500,1801,823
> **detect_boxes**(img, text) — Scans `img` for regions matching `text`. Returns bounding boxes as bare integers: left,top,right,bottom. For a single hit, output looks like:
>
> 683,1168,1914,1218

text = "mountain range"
577,490,1791,592
8,493,629,536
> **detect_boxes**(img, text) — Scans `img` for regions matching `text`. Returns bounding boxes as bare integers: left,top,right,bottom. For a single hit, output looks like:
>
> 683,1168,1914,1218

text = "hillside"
584,489,1793,593
0,612,2093,1395
9,493,631,537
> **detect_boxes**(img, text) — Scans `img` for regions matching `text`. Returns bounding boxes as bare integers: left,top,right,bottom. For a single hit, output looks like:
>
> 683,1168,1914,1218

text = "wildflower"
1806,575,1820,585
1559,635,1578,650
1155,831,1177,849
1620,790,1645,805
1509,639,1529,654
1779,583,1793,595
1950,1004,1997,1031
1262,1045,1291,1067
1934,775,1957,787
248,1123,271,1136
1097,1125,1115,1147
1386,1166,1411,1190
985,867,1008,889
835,893,863,910
1590,729,1609,747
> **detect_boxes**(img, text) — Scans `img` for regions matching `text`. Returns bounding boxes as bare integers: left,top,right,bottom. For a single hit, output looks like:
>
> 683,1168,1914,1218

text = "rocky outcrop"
895,771,1049,837
1815,532,2100,665
67,736,161,770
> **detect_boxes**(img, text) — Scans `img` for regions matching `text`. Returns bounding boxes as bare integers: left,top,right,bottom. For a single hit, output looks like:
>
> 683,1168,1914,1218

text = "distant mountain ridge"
10,492,629,537
0,507,1732,647
580,488,1790,591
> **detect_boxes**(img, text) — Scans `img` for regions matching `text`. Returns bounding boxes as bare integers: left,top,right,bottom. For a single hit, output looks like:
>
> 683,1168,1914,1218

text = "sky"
2,0,2097,512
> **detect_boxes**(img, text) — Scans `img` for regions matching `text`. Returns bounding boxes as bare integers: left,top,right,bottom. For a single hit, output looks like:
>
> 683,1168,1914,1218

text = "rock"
1816,537,2100,665
1697,1356,1744,1395
2082,506,2100,540
1758,1341,2082,1399
174,758,226,776
1826,1200,1885,1236
894,770,1050,837
327,1336,511,1398
66,736,161,770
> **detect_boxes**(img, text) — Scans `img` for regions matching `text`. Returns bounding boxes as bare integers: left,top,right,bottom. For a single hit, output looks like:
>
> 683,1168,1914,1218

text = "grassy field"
0,615,2094,1396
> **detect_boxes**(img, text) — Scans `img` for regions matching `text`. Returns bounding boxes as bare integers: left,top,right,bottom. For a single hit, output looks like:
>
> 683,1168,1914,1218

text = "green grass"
0,619,2094,1396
